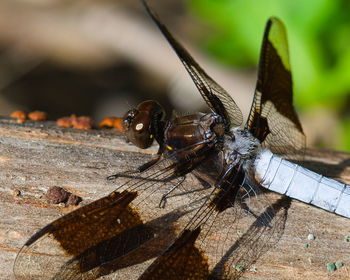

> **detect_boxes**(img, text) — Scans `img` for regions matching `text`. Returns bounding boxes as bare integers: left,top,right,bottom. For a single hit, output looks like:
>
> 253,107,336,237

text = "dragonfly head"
123,100,165,149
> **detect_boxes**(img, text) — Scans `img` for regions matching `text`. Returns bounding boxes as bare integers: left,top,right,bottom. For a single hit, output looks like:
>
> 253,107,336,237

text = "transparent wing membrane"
247,18,305,156
140,0,243,130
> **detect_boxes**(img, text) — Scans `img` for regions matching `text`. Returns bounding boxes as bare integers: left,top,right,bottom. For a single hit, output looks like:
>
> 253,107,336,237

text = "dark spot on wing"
139,227,209,280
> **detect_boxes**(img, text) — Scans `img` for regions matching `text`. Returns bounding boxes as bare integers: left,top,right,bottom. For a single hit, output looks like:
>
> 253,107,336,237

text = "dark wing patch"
141,0,243,130
179,165,287,280
139,227,209,280
14,149,287,279
247,17,305,155
136,163,287,280
13,151,207,279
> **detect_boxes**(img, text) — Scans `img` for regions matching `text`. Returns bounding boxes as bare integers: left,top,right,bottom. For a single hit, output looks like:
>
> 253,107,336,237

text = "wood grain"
0,117,349,280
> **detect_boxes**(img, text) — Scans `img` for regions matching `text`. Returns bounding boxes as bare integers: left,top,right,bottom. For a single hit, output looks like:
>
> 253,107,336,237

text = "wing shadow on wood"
54,208,195,279
208,196,291,280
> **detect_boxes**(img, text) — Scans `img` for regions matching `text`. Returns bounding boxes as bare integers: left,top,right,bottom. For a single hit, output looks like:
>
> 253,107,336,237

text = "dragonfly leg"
107,153,162,180
107,169,139,181
158,176,186,208
137,154,162,172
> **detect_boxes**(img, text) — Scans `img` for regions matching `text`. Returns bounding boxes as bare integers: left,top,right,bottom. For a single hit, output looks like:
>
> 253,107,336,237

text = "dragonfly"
13,0,350,279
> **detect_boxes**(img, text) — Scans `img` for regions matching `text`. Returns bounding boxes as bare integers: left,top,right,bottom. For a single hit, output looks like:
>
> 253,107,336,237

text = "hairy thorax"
223,127,261,168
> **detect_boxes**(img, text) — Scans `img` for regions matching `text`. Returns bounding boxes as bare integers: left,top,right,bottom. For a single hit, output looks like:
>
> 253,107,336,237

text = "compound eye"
122,101,163,149
131,111,150,134
124,112,153,149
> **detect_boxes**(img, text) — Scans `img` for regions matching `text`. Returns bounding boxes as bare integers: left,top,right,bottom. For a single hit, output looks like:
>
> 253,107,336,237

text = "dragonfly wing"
137,166,288,280
247,17,305,156
13,151,212,279
141,0,243,130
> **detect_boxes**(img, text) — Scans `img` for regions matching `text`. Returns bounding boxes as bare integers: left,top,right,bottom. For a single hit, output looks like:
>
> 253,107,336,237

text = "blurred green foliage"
188,0,350,151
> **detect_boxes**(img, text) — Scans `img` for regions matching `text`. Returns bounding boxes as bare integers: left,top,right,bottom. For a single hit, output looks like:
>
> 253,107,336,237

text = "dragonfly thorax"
223,128,260,166
164,113,225,154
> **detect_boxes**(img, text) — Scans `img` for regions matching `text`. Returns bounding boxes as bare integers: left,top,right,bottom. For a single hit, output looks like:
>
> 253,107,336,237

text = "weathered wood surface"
0,117,349,280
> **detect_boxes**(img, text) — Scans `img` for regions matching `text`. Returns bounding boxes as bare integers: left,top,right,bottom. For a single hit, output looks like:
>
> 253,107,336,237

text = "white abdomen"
253,149,350,218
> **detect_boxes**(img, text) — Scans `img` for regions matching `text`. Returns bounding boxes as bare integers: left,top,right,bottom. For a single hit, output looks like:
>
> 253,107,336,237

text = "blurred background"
0,0,349,151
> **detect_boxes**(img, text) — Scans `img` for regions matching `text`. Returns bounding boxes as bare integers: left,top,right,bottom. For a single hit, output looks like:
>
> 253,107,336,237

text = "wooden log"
0,117,349,280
